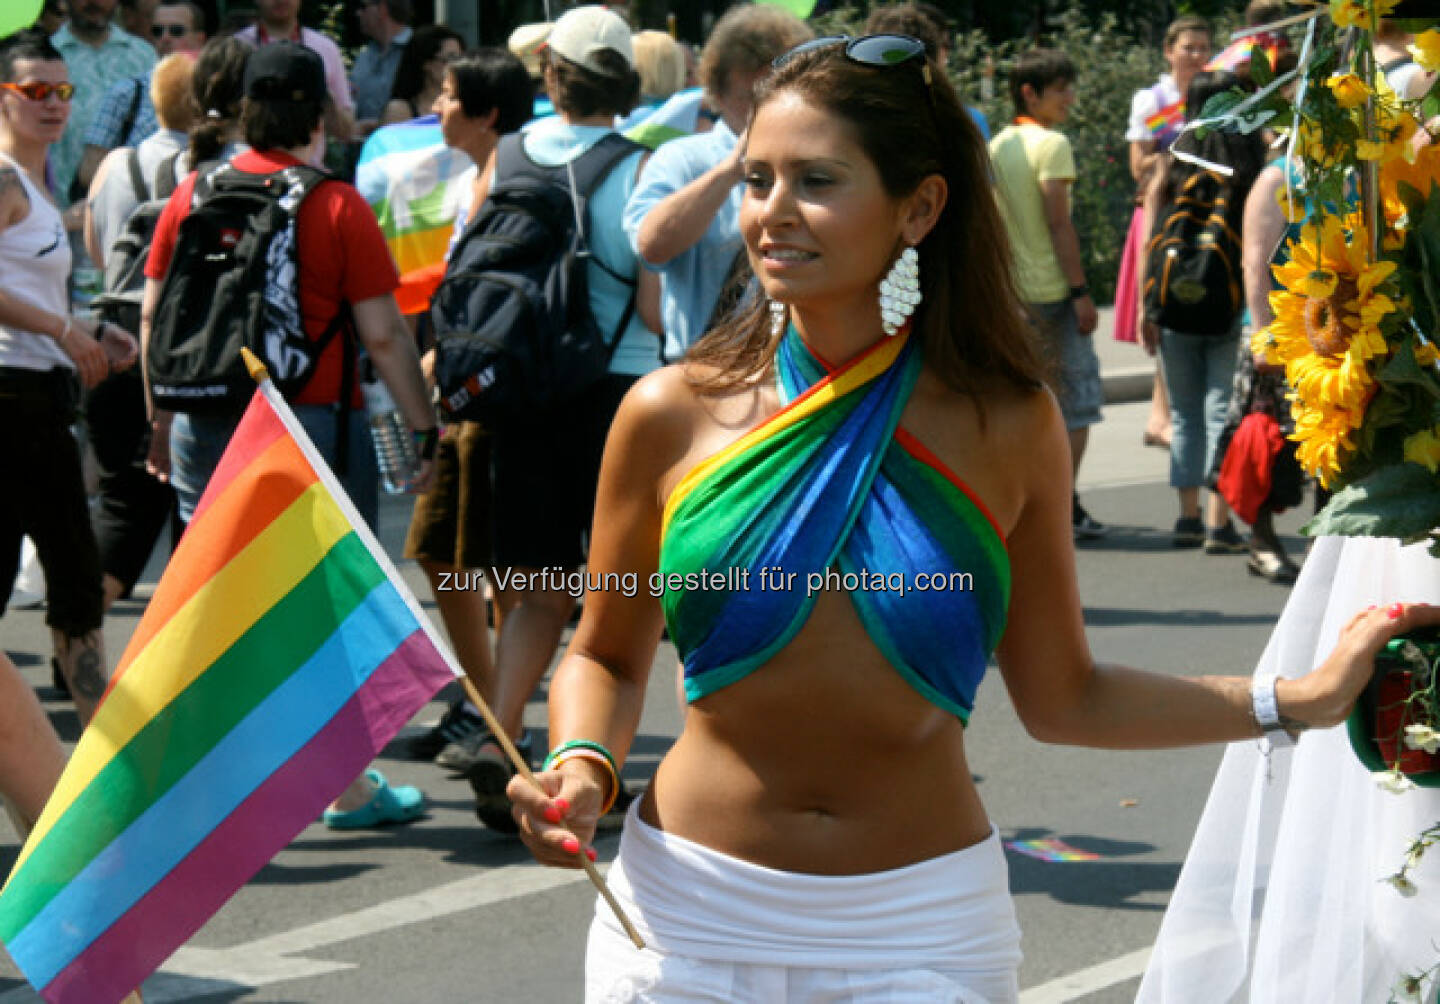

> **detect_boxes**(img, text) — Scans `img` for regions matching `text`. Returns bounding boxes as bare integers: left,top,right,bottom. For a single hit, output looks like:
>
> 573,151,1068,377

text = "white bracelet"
1251,673,1296,747
56,316,71,346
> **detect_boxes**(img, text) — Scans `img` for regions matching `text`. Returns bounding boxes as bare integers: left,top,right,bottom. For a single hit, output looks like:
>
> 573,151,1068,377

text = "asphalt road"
0,400,1314,1003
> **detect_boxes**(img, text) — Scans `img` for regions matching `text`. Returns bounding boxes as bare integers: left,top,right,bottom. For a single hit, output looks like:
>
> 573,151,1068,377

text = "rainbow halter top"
658,325,1011,723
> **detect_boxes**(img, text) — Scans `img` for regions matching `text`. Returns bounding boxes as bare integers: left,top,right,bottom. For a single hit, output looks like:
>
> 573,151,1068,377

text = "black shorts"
85,368,179,595
403,420,493,570
489,375,636,570
0,367,104,635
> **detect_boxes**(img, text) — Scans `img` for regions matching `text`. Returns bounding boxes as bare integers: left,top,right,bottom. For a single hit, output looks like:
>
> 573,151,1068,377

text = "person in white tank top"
0,29,139,797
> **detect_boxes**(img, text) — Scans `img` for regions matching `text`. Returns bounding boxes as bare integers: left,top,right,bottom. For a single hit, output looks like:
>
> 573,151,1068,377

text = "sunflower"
1291,397,1363,487
1265,214,1398,482
1380,141,1440,231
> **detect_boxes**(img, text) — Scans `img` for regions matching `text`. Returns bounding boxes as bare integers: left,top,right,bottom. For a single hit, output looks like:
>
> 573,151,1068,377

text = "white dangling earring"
879,245,921,336
769,299,787,338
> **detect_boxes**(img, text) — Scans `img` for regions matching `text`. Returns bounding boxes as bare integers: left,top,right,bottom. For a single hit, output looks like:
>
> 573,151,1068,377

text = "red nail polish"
585,847,597,863
555,798,570,814
1389,602,1405,620
561,836,580,855
542,805,561,825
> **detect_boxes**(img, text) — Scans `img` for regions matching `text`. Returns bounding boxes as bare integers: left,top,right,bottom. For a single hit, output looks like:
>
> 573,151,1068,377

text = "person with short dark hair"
51,0,156,202
379,24,463,127
401,46,533,772
233,0,355,142
459,5,661,834
0,28,139,726
990,48,1107,541
141,40,438,828
76,0,208,189
352,0,412,135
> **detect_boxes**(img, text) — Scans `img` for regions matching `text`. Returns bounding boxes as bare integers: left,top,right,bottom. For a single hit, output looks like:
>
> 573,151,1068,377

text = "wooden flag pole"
241,349,645,948
452,675,646,950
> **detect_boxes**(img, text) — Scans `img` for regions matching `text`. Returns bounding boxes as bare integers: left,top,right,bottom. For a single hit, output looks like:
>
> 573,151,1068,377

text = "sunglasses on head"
151,23,188,38
0,81,75,102
773,34,930,79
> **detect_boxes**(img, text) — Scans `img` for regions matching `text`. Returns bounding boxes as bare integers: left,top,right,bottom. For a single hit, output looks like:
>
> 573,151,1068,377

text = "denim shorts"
1024,299,1103,430
170,404,378,529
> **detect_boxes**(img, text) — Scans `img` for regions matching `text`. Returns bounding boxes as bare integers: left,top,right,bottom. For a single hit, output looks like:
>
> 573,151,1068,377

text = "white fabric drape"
1140,535,1440,1002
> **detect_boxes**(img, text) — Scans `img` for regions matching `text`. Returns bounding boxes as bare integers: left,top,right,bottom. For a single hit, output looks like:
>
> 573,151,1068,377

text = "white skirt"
587,800,1023,1003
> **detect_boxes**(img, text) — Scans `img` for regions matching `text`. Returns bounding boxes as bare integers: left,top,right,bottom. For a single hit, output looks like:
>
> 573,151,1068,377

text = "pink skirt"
1113,205,1145,343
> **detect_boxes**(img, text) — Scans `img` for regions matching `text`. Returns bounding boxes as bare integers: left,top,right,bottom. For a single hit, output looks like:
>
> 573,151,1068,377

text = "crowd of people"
2,1,1438,1000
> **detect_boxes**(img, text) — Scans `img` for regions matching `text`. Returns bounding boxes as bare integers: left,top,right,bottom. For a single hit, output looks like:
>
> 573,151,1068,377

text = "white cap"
547,5,634,75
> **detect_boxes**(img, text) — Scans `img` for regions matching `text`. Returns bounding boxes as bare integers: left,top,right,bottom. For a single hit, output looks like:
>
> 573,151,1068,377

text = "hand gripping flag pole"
243,349,646,951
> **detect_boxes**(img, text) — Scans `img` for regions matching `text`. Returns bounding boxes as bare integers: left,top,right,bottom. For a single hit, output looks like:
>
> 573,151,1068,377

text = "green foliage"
1303,464,1440,549
951,3,1163,302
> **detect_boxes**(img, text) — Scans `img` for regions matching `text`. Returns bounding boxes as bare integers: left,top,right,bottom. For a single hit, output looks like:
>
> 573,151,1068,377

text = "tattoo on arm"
0,166,29,221
57,630,108,702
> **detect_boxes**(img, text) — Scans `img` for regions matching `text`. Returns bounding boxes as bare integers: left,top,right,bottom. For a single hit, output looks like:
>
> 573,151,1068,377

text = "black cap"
243,41,327,103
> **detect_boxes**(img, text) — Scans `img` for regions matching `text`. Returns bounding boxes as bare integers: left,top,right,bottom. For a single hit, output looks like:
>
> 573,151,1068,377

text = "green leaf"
1380,340,1440,398
1249,45,1273,88
1303,464,1440,542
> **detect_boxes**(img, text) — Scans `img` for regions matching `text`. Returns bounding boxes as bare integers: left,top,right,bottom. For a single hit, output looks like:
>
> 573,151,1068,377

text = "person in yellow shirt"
989,49,1105,541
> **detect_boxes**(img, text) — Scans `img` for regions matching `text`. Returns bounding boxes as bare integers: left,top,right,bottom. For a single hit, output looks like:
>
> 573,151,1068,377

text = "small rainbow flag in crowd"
355,115,475,315
1206,34,1287,75
0,369,457,1003
1145,99,1186,138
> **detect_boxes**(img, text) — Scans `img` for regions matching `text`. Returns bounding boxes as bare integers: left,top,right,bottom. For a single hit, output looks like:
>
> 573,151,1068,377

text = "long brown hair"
687,42,1044,402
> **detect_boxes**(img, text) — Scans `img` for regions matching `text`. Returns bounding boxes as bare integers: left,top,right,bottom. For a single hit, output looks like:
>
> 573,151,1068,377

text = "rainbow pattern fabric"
1145,99,1186,139
659,326,1010,722
355,115,475,315
0,384,457,1003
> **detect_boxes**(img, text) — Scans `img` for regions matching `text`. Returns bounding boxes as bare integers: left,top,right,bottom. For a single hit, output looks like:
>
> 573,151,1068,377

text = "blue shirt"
522,118,660,377
351,27,412,123
622,118,742,362
51,24,156,203
83,74,158,150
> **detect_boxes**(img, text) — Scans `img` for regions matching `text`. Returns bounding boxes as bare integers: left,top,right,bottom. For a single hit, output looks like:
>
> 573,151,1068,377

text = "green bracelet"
543,738,618,775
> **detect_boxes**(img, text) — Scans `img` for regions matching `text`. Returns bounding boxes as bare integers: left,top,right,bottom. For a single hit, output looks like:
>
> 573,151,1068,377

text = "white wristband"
1251,673,1296,747
56,316,71,346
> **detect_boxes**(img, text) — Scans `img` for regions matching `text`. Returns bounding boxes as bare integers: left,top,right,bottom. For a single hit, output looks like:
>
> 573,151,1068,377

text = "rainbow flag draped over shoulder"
0,378,458,1003
356,115,475,315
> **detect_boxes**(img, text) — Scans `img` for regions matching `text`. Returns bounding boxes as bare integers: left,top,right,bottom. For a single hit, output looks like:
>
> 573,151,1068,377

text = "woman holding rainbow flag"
1117,15,1214,449
503,30,1440,1002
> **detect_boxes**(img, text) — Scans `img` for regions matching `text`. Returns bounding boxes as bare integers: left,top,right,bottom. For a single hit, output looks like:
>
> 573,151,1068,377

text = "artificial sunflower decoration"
1260,216,1399,484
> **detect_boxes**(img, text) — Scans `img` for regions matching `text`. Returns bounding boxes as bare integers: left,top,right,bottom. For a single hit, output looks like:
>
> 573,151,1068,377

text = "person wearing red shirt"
140,41,438,828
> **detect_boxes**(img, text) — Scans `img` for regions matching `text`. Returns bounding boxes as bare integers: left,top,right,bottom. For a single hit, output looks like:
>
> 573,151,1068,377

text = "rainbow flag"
0,380,458,1003
1206,35,1287,75
1145,99,1185,138
356,115,476,315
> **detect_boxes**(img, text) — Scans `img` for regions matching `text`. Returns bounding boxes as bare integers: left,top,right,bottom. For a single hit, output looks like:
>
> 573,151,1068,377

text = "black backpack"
1143,169,1244,336
91,148,183,335
430,131,641,424
147,162,353,413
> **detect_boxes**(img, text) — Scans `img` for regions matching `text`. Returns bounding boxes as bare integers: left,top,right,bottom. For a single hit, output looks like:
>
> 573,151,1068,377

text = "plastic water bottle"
361,377,421,494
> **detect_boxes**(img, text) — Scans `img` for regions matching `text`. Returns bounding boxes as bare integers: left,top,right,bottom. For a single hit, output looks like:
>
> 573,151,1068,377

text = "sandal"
1142,431,1170,450
1247,548,1299,585
323,769,425,829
